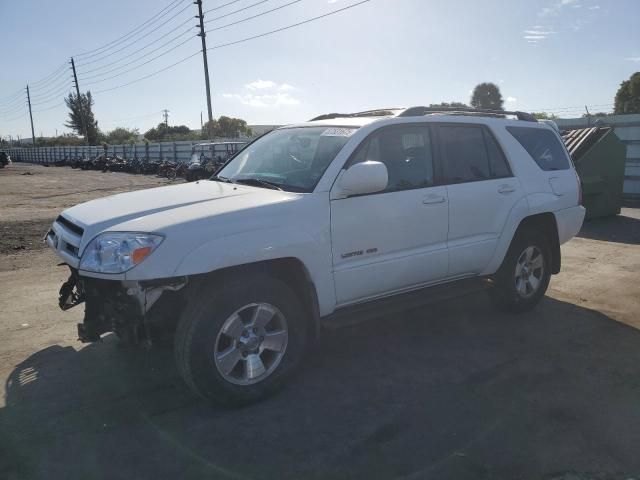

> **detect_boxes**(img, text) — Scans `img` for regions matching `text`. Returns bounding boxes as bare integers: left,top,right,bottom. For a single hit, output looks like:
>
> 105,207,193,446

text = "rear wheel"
490,228,551,312
174,274,309,406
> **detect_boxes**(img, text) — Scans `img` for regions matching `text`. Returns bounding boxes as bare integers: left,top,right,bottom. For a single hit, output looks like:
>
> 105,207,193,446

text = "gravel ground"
1,162,639,480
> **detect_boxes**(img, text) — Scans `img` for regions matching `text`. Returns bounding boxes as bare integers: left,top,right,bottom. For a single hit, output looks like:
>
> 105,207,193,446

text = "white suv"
47,107,585,405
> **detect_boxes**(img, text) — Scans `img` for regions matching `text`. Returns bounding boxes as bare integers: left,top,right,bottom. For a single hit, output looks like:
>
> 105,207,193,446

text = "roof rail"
308,108,403,122
398,106,538,122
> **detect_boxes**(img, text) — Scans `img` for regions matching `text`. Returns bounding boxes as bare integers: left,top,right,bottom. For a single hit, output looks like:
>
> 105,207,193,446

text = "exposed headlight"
80,233,163,273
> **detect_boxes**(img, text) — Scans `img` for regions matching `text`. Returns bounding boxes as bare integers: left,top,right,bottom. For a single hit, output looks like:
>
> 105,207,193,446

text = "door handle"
498,184,516,194
423,194,446,204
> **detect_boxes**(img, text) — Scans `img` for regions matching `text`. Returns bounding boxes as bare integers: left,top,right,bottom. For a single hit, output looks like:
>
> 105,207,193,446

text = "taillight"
576,171,583,205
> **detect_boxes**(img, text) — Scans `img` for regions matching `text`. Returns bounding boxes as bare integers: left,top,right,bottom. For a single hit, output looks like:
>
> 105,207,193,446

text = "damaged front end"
58,267,187,344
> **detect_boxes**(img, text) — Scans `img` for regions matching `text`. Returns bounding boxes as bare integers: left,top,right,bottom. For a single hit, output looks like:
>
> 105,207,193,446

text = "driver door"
330,124,449,306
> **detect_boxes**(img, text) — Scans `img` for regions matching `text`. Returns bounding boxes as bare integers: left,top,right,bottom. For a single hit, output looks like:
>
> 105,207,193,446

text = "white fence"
2,138,249,164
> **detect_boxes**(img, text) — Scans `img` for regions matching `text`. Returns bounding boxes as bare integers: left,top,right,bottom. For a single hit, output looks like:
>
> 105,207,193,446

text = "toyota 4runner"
47,107,585,405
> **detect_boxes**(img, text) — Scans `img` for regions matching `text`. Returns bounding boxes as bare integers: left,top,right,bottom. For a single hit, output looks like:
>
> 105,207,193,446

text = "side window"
438,126,490,183
507,126,570,171
483,129,512,178
349,125,434,192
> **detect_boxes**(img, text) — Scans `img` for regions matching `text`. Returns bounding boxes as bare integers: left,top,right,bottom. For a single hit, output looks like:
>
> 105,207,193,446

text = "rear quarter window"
507,126,570,171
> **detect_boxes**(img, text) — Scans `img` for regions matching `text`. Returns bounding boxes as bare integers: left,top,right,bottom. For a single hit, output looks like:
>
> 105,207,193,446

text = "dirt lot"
1,162,640,480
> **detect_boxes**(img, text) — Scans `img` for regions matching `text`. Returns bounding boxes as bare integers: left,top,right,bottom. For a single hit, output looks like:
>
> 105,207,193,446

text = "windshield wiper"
210,175,233,183
233,178,283,191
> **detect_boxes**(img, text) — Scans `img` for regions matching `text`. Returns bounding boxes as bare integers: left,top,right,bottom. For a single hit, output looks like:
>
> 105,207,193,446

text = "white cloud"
625,57,640,62
223,80,300,107
245,79,277,90
506,96,517,103
540,0,581,16
588,5,600,9
222,93,300,108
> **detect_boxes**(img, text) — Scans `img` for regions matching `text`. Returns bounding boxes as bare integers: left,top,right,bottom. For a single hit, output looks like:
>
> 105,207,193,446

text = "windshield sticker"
321,128,356,137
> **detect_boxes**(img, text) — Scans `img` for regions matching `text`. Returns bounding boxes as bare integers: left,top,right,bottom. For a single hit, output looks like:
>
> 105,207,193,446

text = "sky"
0,0,639,139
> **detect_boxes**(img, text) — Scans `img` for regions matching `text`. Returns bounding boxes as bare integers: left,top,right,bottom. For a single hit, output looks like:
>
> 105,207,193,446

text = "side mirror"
338,161,388,196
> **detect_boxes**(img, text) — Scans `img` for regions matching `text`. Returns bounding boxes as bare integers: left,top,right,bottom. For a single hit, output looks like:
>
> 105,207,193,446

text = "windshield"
216,126,357,192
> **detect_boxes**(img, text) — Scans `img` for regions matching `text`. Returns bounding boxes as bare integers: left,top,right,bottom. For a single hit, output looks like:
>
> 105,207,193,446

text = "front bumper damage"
59,267,187,344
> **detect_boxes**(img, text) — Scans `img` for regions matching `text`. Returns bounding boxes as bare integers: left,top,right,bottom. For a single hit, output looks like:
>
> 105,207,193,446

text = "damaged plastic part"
57,268,188,344
58,268,85,311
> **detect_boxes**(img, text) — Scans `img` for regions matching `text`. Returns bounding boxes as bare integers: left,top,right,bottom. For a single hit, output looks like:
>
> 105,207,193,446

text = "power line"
93,51,201,94
0,89,25,108
203,0,246,14
28,62,69,88
83,36,196,86
28,75,73,101
32,102,67,114
29,66,70,93
203,0,270,24
30,91,73,107
0,111,27,123
79,29,195,81
0,100,27,116
76,2,192,66
73,0,187,58
0,96,25,114
207,0,371,51
78,18,194,76
205,0,303,33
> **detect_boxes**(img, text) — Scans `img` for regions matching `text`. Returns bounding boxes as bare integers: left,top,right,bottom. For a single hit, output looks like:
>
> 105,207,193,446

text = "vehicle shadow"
578,211,640,245
2,294,640,480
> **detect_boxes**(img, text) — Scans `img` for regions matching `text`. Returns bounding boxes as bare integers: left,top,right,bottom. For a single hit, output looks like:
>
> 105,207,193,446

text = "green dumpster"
562,127,626,219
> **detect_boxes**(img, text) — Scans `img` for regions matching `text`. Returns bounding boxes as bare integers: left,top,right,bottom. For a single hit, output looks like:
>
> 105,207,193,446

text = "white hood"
60,180,299,254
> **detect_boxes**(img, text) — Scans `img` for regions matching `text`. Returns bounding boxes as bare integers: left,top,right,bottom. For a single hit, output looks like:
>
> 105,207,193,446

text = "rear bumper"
554,205,586,245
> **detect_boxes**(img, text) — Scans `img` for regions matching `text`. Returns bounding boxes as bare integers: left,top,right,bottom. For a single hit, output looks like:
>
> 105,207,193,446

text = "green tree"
614,72,640,114
202,116,252,138
106,127,139,144
428,102,469,109
143,123,195,141
64,91,100,144
532,112,559,120
470,82,504,110
216,116,252,138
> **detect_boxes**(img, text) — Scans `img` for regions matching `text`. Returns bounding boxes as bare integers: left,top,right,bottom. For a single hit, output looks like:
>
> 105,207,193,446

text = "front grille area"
56,215,84,236
65,243,79,256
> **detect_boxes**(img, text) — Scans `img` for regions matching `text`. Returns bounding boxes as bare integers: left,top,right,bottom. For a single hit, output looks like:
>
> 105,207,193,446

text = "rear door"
436,124,523,276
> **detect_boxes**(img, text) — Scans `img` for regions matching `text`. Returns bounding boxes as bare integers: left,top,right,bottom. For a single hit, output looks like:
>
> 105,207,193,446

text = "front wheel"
174,274,309,406
490,228,551,313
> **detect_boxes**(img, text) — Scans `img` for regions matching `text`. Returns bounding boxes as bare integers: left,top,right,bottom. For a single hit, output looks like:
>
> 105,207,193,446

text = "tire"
490,227,552,313
174,273,309,406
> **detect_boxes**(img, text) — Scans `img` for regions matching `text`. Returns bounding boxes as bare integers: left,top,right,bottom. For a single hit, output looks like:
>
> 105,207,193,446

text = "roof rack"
398,106,538,122
308,108,403,122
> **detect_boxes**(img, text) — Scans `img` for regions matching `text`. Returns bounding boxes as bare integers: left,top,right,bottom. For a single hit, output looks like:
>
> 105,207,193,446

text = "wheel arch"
483,205,562,277
514,213,561,274
189,257,321,341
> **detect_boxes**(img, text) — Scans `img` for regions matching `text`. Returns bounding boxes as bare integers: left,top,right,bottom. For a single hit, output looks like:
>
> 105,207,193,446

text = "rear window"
507,126,570,171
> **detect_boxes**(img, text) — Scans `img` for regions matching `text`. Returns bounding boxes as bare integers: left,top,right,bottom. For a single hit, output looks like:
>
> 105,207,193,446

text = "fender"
481,192,561,276
481,195,530,276
172,226,337,316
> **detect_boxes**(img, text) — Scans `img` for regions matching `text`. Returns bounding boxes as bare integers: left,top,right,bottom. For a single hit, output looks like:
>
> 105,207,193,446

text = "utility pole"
26,85,36,146
200,111,203,131
162,109,170,126
70,57,88,145
195,0,213,138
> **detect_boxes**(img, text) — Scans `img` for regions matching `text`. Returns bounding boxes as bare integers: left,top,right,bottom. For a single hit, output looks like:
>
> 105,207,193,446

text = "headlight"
80,233,163,273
